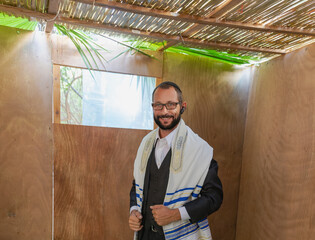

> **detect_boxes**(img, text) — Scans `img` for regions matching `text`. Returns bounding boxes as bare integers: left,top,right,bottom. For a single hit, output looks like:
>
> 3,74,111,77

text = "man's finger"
129,221,141,227
150,204,163,210
129,221,143,231
130,215,138,221
134,211,143,219
129,215,143,232
130,225,143,232
131,210,143,221
151,204,165,216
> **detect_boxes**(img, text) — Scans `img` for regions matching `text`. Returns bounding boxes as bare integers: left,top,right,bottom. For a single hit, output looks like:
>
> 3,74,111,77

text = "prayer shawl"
133,119,213,240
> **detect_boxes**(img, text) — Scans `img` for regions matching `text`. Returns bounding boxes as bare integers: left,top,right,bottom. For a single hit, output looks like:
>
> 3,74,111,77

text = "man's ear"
180,102,187,114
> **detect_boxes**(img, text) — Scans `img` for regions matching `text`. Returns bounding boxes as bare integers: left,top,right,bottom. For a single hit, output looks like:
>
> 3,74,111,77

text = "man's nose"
160,105,169,113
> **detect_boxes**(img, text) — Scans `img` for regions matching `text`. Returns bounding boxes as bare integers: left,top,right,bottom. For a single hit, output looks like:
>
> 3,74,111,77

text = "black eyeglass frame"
151,102,181,110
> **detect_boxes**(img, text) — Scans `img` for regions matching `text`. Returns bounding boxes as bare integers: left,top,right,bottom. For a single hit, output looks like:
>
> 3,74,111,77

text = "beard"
154,113,181,130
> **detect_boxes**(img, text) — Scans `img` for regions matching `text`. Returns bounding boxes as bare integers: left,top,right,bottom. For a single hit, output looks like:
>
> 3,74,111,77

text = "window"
55,66,156,130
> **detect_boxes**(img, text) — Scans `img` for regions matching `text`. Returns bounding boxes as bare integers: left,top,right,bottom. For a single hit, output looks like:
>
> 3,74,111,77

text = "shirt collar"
155,125,179,148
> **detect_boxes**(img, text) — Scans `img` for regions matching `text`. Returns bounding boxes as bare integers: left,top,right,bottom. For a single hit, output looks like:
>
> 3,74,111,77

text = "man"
129,81,223,240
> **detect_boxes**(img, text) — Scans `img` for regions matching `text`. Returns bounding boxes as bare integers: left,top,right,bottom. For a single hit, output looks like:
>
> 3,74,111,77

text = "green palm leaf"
55,24,110,77
0,12,38,31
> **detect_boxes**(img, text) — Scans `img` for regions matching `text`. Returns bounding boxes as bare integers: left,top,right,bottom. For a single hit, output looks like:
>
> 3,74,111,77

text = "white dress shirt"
154,129,176,168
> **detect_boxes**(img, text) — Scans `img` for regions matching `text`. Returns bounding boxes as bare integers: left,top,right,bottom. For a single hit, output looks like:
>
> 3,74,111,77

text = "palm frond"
0,12,37,31
166,46,259,65
55,24,109,77
126,40,262,65
97,34,157,61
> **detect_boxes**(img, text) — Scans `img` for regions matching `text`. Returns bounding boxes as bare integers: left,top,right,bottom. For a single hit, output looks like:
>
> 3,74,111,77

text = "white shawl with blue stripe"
133,119,213,240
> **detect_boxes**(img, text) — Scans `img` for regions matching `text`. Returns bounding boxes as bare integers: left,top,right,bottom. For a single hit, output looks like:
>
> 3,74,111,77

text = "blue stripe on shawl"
166,223,199,240
164,193,200,206
198,218,208,225
170,227,199,240
164,221,190,232
165,218,210,239
200,224,209,230
135,184,143,191
166,185,202,196
191,193,199,197
165,222,192,235
166,187,195,195
164,197,189,206
197,218,209,230
164,185,202,206
136,193,142,202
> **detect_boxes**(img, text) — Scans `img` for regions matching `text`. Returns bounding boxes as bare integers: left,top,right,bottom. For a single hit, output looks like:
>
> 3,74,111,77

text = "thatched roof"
0,0,314,61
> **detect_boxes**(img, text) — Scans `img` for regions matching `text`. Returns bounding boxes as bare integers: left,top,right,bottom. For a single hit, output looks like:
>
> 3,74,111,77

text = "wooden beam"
45,22,55,33
74,0,315,36
157,41,178,51
153,77,163,129
53,64,61,123
46,0,60,33
0,5,287,54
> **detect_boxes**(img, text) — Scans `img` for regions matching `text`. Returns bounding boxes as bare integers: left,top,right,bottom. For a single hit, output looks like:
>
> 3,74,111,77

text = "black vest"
141,146,172,238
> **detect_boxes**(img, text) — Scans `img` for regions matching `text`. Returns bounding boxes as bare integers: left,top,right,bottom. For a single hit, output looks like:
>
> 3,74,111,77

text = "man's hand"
150,205,181,226
129,210,143,231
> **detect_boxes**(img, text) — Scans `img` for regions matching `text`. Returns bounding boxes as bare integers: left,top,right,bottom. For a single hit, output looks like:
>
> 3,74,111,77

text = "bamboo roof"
0,0,314,61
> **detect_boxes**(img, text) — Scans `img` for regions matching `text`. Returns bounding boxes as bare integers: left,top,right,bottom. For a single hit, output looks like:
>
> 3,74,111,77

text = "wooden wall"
163,53,253,240
54,124,149,240
0,26,52,239
236,44,315,240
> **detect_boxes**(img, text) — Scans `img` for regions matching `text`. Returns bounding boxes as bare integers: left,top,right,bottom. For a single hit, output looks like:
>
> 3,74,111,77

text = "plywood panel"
50,34,163,78
54,124,150,240
53,65,61,123
163,53,253,240
236,43,315,240
0,26,52,239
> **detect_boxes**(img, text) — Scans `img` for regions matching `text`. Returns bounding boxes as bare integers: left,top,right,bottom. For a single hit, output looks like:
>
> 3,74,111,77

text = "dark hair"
152,81,183,102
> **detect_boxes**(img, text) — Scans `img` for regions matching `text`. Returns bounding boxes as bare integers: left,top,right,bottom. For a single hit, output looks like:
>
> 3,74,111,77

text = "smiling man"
129,81,223,240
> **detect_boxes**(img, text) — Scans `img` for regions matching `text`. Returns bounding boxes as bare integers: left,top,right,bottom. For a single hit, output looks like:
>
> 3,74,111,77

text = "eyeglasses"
151,102,180,110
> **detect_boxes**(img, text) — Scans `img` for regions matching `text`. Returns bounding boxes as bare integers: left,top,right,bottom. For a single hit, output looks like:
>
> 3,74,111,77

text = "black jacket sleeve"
130,179,137,208
184,159,223,223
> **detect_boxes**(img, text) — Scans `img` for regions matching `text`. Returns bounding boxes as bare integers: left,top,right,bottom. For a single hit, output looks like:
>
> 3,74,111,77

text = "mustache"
158,115,174,118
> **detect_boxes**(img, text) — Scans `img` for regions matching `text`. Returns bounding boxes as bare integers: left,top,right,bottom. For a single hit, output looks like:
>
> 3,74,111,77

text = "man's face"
153,87,181,130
